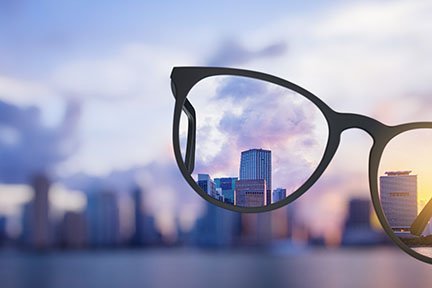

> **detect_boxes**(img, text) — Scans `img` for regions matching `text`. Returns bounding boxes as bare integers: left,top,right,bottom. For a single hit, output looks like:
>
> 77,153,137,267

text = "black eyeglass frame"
171,66,432,264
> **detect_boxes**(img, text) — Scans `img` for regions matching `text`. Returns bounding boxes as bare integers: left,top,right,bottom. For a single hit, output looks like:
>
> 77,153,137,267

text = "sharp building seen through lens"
239,149,272,205
379,171,417,235
196,148,288,207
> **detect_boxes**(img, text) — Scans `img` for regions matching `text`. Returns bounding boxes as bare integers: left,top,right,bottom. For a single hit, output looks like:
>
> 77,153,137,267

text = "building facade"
380,171,417,232
214,177,237,205
239,149,272,205
197,174,223,201
272,188,287,203
235,179,266,207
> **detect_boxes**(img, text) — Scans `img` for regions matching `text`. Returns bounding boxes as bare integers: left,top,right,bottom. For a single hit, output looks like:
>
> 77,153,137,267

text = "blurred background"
1,1,432,287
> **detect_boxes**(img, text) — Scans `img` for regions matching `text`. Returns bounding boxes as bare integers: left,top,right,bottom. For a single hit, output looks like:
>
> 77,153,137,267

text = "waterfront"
0,247,430,288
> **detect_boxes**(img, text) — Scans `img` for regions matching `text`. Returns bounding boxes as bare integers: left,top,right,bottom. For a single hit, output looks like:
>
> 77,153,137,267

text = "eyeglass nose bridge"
330,112,392,142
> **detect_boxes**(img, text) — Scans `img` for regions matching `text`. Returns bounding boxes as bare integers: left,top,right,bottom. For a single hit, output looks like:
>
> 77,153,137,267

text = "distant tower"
197,174,223,201
272,188,287,204
214,177,237,205
132,187,144,246
86,190,120,247
31,174,51,249
193,201,242,248
380,171,417,232
60,211,87,249
240,149,271,205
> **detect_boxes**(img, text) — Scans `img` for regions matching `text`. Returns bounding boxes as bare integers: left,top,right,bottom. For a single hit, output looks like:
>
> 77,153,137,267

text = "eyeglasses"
171,66,432,264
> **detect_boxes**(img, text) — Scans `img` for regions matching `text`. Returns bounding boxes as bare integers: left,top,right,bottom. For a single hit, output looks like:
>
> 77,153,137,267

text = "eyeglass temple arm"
182,99,196,174
410,197,432,236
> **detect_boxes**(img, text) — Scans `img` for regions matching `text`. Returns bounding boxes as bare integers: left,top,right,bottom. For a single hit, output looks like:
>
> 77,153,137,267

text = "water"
0,248,430,288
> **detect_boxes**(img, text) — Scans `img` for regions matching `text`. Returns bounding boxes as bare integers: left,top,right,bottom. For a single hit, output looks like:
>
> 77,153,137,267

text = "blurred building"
86,190,120,247
60,211,87,249
272,188,287,204
342,198,388,246
345,198,371,229
0,216,6,245
380,171,417,233
193,201,241,248
30,174,51,249
240,149,272,205
214,177,237,205
235,179,266,207
131,187,159,246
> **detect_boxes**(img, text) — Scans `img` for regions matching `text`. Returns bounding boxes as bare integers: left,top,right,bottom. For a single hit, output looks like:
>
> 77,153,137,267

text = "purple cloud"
0,99,81,183
207,39,288,66
193,78,328,192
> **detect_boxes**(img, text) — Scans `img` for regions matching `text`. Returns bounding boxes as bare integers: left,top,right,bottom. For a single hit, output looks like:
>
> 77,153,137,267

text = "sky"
1,0,432,237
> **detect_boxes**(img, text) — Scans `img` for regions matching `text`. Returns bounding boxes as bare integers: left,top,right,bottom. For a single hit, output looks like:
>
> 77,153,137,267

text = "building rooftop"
384,171,412,176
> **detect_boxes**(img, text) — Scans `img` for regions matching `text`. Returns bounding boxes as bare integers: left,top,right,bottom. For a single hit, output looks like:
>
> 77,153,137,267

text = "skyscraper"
235,179,266,207
86,190,120,247
132,186,144,246
197,174,223,201
214,177,237,205
344,198,371,229
272,188,287,203
193,201,242,248
240,149,271,205
60,211,87,249
380,171,417,232
31,174,51,249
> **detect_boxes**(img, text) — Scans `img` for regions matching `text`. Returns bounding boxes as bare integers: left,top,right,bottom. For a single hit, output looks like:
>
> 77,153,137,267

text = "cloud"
51,43,192,101
216,76,267,100
207,39,288,66
0,76,56,107
0,99,81,183
192,77,328,192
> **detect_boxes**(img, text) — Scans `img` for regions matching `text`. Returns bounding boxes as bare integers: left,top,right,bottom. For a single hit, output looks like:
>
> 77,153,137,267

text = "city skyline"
196,148,288,207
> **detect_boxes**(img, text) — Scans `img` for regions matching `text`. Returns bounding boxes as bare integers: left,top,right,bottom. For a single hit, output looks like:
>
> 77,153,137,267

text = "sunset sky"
1,0,432,237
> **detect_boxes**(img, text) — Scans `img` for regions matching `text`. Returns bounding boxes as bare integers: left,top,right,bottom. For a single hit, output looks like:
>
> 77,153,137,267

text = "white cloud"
0,76,56,105
235,0,432,123
49,184,87,213
51,43,195,175
0,185,32,215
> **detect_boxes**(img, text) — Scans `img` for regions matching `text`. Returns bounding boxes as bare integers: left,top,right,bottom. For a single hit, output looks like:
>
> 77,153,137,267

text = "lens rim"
371,126,432,264
172,67,337,213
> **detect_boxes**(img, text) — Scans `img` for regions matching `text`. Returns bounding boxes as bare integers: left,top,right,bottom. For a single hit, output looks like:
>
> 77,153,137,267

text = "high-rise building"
235,179,266,207
0,216,6,245
86,190,120,247
341,197,388,246
272,188,287,203
240,149,272,205
131,187,144,245
380,171,417,232
197,174,223,201
193,201,242,248
131,187,159,246
60,211,87,249
31,174,51,249
214,177,237,205
344,198,371,229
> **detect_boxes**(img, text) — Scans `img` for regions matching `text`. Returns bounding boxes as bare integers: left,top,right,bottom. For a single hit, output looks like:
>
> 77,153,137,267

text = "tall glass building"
197,174,224,201
239,149,272,205
272,188,287,204
380,171,417,232
214,177,237,205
